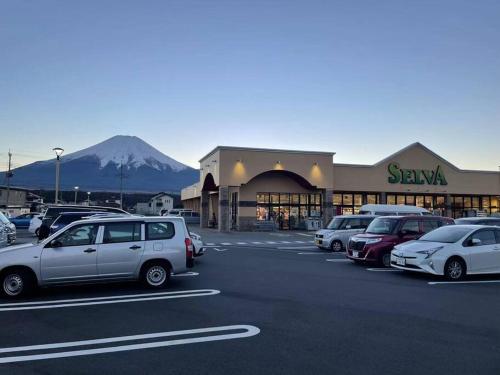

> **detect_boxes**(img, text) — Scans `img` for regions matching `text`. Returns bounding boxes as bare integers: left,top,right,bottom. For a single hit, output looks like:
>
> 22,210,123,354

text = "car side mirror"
50,240,63,248
470,238,481,246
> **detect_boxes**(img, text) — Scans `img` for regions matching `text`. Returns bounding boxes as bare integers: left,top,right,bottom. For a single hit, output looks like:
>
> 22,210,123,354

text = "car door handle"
84,248,97,253
129,245,141,250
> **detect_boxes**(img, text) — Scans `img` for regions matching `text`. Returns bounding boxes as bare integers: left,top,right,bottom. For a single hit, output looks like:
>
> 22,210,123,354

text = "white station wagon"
0,216,195,298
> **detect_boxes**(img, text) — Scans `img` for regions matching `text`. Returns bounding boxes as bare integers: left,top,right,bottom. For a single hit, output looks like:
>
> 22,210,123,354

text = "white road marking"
236,242,248,245
297,233,314,237
213,248,228,252
171,272,199,277
325,259,350,262
366,268,403,272
278,246,317,250
297,252,326,255
428,280,500,285
266,241,277,244
0,289,220,312
294,241,306,243
280,241,292,244
220,242,232,246
251,242,263,244
206,243,215,246
0,325,260,364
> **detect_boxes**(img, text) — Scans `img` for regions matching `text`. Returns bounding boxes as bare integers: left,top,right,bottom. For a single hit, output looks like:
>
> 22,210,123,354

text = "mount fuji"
1,136,199,193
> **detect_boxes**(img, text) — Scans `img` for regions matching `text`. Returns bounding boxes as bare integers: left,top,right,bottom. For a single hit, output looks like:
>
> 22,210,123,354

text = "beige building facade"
181,143,500,231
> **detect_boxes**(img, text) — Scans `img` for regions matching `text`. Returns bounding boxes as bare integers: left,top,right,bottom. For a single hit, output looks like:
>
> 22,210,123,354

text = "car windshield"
326,217,344,230
0,213,10,224
366,218,398,234
419,226,472,243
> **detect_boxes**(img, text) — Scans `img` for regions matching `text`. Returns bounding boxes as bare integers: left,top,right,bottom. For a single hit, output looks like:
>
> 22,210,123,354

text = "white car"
391,225,500,280
190,232,204,257
29,214,44,236
0,216,195,298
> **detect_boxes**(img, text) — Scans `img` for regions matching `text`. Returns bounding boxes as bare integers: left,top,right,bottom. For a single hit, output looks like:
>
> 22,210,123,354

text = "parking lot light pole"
87,191,91,206
74,186,79,204
53,147,64,204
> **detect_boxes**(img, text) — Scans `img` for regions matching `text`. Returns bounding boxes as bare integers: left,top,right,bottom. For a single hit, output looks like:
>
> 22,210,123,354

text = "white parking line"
212,248,228,252
220,242,232,246
278,246,317,250
0,289,220,312
428,280,500,285
251,242,263,244
171,272,199,277
297,252,326,255
294,241,306,243
0,324,260,364
206,243,215,246
366,268,403,272
236,242,248,245
326,259,350,262
280,241,292,244
266,241,277,244
297,233,314,237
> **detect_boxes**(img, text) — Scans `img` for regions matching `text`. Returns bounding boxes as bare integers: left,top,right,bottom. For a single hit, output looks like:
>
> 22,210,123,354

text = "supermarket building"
181,143,500,231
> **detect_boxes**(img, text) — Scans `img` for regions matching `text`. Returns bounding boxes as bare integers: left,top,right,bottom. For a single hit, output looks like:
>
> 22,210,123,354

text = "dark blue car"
9,213,40,229
49,211,111,235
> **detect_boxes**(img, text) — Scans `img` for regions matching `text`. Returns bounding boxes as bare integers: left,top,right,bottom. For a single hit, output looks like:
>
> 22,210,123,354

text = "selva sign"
387,163,448,185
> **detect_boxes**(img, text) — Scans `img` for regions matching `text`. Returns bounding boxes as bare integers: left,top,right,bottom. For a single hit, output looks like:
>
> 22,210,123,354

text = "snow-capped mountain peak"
61,135,188,172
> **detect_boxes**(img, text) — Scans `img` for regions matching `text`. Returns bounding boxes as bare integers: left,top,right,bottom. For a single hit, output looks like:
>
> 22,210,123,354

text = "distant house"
135,193,175,215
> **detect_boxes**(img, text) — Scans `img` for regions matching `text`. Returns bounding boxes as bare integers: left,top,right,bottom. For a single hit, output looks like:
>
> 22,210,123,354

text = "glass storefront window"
387,195,396,205
454,197,463,208
472,197,480,208
424,196,432,208
291,194,300,204
354,194,363,206
333,194,342,205
415,196,424,207
482,197,490,209
343,194,353,205
271,194,279,204
300,194,309,205
280,193,290,204
367,194,378,204
464,197,471,208
397,196,405,205
257,193,269,204
435,196,445,208
406,195,415,205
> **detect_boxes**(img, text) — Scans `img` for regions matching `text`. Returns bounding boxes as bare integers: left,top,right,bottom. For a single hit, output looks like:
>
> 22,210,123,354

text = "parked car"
165,209,192,216
359,204,431,216
0,216,194,298
190,232,204,257
29,214,44,237
391,225,500,280
0,212,16,244
347,215,454,267
0,223,8,249
315,215,377,251
9,212,40,229
48,211,129,235
38,205,128,240
455,217,500,226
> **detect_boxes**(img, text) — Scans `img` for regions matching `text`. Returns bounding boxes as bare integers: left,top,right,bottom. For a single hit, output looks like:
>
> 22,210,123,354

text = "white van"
359,204,431,216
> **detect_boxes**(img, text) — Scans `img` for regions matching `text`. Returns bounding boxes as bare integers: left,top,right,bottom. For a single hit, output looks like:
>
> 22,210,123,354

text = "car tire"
141,262,171,289
381,253,391,268
330,240,343,252
444,258,466,281
1,269,36,298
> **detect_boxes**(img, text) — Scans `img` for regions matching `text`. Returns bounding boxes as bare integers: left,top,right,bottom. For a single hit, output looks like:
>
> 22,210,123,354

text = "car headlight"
416,246,443,259
365,238,382,244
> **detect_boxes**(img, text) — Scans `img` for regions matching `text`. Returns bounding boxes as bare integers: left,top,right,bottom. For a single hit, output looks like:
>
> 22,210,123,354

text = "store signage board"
387,163,448,185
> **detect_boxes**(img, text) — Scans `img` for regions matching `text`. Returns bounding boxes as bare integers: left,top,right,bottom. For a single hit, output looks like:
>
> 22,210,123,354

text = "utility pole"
5,150,12,208
119,160,124,210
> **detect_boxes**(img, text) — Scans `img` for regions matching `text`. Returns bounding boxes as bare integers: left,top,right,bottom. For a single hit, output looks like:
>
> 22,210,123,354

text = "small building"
181,143,500,231
135,193,175,215
0,186,28,208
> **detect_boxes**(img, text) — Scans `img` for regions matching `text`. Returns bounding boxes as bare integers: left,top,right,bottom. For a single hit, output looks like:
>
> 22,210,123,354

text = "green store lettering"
387,163,448,185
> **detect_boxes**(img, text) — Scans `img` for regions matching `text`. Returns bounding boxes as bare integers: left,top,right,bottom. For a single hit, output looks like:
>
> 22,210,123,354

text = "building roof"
199,146,335,163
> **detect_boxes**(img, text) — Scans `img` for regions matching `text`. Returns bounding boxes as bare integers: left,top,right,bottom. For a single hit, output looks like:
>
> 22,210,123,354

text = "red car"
346,215,454,267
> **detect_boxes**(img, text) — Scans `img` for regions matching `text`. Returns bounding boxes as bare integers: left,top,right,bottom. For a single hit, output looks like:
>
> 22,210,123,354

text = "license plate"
352,251,359,258
396,257,406,266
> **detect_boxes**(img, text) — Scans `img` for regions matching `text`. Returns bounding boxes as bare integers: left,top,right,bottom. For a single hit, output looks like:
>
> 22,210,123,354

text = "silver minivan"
0,216,194,298
315,215,377,251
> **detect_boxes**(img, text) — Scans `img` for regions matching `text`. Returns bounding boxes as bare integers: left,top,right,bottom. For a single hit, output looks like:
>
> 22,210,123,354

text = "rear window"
146,222,175,240
103,222,141,244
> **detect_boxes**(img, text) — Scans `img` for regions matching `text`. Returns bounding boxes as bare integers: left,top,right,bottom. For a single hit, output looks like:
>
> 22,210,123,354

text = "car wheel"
331,240,343,252
381,253,391,268
1,269,35,298
141,263,170,288
444,258,466,281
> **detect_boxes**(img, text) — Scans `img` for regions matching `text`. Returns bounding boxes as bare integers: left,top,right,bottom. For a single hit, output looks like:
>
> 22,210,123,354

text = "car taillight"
185,237,194,259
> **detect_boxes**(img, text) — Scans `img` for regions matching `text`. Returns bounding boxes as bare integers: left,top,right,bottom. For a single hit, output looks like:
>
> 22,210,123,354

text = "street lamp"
74,186,79,204
53,147,64,204
87,191,91,206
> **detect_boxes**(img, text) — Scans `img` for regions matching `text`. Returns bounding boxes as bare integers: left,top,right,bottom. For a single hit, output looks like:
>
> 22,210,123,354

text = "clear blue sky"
1,0,499,171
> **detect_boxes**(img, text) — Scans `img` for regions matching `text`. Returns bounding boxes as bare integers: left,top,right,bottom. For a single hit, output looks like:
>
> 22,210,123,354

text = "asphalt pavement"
2,229,500,374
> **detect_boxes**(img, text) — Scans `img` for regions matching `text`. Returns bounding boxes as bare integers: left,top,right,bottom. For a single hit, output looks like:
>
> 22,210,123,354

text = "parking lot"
1,229,500,374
